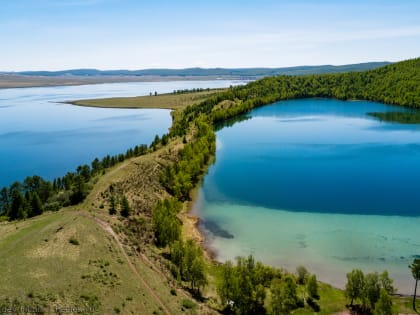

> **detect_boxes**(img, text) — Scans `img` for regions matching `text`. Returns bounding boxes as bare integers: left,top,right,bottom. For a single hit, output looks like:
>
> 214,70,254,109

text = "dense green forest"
171,58,419,138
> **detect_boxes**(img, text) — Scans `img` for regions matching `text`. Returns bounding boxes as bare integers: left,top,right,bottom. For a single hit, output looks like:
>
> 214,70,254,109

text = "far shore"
67,88,226,110
0,74,242,90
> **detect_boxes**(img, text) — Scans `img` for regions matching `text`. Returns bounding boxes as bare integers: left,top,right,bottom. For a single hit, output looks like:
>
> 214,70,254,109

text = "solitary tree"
8,190,26,220
217,260,235,307
409,258,420,313
345,269,365,306
30,192,43,217
120,195,131,217
363,272,381,310
109,195,117,215
190,256,207,295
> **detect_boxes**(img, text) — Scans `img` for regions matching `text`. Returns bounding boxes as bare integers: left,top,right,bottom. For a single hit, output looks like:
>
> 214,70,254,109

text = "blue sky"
1,0,419,70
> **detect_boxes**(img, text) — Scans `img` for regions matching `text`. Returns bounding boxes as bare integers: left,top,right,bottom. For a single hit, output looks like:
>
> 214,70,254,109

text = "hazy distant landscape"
0,62,390,89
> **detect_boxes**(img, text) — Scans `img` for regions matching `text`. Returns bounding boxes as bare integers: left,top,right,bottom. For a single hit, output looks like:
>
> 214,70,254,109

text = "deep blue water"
0,80,240,187
202,98,420,216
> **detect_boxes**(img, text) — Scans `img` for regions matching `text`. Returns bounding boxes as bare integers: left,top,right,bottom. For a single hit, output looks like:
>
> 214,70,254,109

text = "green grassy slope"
0,209,200,314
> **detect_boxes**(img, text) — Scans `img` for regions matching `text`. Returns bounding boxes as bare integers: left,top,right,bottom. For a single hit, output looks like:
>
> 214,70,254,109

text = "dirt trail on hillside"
76,211,172,315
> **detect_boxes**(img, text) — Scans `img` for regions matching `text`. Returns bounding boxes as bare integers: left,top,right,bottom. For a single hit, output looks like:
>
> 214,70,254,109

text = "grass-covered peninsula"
0,58,419,314
70,88,225,110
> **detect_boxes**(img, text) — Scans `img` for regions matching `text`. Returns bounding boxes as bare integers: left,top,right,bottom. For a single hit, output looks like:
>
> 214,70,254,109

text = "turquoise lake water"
0,80,239,187
194,98,420,294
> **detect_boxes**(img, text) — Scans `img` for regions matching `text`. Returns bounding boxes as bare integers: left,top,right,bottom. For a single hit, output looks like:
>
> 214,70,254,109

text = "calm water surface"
195,98,420,293
0,80,239,187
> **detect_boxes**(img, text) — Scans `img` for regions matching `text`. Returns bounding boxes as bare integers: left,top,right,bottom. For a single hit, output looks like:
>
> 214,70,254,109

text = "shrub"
182,299,196,309
69,238,80,245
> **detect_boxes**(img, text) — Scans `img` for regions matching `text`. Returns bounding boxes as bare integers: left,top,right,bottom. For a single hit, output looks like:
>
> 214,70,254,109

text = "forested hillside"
171,58,419,136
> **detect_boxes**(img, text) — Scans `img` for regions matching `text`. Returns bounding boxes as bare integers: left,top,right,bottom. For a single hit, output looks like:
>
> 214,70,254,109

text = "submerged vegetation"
1,58,419,314
368,111,420,124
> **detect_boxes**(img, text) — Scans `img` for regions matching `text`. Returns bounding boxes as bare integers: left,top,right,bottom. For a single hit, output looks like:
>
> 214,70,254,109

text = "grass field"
0,208,200,314
70,89,225,109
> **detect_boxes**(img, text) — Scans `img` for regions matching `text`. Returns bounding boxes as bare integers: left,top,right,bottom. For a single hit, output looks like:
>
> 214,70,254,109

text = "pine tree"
30,192,43,216
8,190,25,220
345,269,365,306
109,195,117,215
120,195,131,217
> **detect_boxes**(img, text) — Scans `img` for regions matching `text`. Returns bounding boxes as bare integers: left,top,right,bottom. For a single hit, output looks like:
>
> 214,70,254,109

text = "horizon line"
0,60,395,74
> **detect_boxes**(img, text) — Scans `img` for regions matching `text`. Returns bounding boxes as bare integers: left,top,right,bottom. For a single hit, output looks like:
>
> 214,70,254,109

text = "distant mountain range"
2,62,391,78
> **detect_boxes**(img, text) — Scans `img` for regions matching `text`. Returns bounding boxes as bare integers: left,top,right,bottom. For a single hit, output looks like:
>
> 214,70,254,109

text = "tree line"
345,269,396,315
0,143,149,221
169,58,420,138
216,256,321,314
151,198,207,296
160,118,215,201
173,87,211,94
214,257,416,315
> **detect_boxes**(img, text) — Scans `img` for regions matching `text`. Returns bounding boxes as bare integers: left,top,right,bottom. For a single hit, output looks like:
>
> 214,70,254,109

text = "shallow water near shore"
196,199,419,294
195,98,420,294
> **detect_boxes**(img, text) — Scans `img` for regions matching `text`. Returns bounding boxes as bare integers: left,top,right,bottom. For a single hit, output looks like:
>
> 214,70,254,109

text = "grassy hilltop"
1,58,419,314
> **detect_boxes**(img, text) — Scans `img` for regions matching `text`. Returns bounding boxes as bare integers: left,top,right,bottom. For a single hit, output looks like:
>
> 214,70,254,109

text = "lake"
194,98,420,294
0,80,240,188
